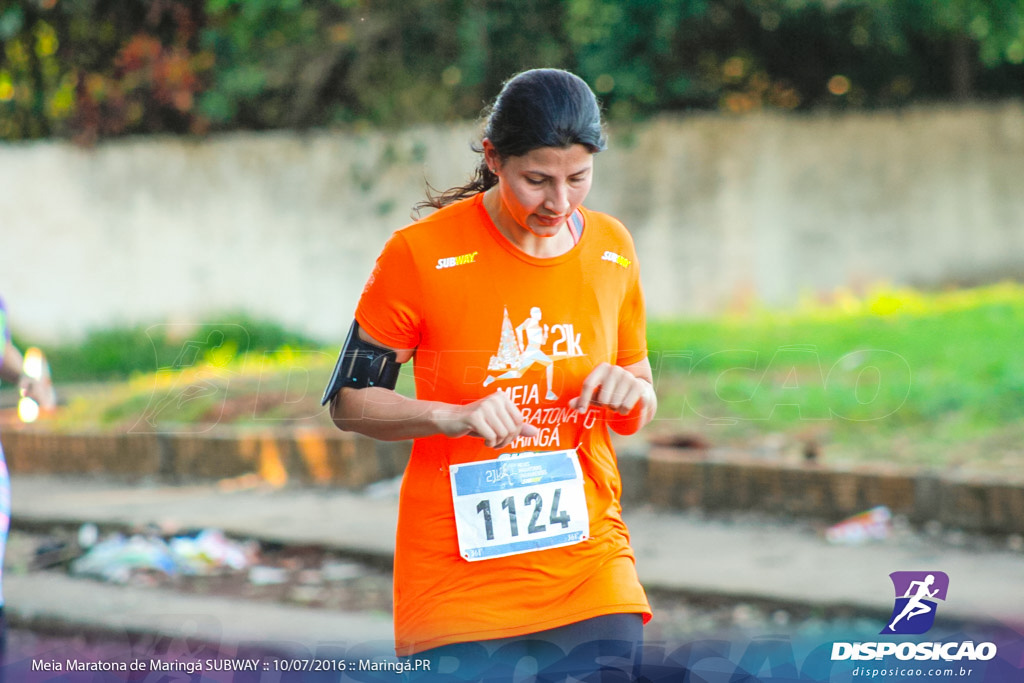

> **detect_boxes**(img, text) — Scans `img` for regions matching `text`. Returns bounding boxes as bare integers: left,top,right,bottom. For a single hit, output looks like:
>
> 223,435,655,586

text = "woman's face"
485,141,594,239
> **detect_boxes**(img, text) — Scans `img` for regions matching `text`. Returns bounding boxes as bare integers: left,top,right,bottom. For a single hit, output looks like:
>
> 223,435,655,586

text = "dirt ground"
6,528,887,646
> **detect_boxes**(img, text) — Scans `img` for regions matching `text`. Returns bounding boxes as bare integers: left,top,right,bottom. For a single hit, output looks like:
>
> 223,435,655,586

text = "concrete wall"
2,103,1023,343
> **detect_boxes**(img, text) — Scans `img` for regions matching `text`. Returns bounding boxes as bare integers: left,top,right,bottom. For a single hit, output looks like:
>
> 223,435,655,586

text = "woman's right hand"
433,392,539,449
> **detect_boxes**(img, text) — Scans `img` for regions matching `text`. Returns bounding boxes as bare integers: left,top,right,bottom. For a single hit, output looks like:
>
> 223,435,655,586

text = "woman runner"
323,68,657,681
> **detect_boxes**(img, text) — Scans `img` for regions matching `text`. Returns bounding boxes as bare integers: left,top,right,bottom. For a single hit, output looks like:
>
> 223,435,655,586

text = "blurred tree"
199,0,352,129
565,0,705,117
0,0,209,142
1,0,1023,142
197,0,573,128
884,0,1024,100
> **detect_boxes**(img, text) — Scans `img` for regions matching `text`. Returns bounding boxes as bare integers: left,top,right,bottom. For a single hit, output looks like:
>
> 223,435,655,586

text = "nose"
544,182,571,215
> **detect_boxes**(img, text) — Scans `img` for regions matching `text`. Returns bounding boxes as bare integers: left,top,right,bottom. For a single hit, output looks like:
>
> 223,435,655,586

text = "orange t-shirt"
355,193,652,656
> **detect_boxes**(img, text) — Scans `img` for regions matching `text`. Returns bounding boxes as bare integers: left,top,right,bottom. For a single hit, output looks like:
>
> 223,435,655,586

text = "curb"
620,447,1024,536
2,427,409,489
6,429,1024,536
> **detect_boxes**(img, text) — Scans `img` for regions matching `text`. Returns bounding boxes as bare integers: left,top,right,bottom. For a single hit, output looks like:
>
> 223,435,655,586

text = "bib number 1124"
449,450,590,561
476,488,572,540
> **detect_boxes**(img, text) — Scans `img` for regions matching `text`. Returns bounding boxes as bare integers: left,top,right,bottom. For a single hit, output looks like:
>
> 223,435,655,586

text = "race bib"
449,449,590,562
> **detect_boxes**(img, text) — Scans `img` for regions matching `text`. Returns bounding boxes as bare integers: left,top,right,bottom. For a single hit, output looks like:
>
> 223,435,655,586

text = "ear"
481,138,501,174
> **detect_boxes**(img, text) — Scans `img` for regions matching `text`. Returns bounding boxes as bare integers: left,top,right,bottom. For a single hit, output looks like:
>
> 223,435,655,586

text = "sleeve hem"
616,349,648,367
354,311,418,351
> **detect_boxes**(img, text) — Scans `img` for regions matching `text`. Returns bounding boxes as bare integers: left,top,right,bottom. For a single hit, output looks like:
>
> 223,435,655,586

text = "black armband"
320,320,402,405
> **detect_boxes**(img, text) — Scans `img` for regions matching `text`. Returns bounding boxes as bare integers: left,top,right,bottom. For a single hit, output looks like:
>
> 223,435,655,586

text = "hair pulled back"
417,68,605,212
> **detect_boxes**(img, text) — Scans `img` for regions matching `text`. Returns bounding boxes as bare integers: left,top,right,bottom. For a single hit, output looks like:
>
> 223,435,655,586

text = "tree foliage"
1,0,1022,142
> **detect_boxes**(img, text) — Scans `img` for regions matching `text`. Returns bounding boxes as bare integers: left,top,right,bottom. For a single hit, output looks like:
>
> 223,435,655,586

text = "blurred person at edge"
0,296,54,674
323,69,657,681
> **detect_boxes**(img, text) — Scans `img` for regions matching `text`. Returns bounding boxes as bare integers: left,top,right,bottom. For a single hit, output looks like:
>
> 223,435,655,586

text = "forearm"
330,386,453,441
0,343,23,384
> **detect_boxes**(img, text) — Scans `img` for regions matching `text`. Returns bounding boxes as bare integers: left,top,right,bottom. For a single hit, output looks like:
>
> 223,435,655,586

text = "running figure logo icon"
484,306,584,401
881,571,950,635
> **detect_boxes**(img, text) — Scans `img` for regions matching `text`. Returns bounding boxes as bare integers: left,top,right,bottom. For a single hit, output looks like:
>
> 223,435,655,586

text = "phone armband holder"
320,320,401,405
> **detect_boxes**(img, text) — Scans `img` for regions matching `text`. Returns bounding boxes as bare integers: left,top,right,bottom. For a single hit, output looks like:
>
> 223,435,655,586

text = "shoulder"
371,195,484,277
579,206,639,261
392,195,481,246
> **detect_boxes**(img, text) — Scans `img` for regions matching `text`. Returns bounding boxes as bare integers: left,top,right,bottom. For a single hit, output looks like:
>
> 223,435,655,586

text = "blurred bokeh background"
0,2,1023,672
3,0,1024,139
2,0,1022,470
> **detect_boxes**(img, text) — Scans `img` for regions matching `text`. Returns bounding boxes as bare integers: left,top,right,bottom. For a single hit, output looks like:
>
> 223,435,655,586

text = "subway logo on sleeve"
437,251,479,269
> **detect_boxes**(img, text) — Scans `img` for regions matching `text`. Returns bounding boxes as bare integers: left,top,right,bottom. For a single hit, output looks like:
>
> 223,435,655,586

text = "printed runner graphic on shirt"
483,306,584,401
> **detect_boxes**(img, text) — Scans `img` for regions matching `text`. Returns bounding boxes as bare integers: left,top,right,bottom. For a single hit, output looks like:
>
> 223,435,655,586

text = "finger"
611,381,644,415
597,376,629,411
468,415,499,448
484,393,529,446
500,398,540,437
596,367,637,411
496,421,540,451
490,402,526,449
496,400,522,435
491,406,523,449
616,381,656,424
573,363,610,413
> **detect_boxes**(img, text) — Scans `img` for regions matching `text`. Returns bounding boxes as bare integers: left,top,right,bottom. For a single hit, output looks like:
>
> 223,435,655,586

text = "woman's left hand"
568,361,657,429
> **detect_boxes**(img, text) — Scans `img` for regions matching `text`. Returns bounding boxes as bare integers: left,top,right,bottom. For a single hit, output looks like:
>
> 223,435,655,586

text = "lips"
533,214,567,227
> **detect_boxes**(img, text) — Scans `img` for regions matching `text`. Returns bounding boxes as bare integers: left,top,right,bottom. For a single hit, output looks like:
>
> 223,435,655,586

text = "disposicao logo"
831,570,998,664
882,571,949,635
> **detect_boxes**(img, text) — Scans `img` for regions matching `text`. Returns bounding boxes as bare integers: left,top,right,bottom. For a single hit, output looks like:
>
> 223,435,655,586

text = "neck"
482,188,573,258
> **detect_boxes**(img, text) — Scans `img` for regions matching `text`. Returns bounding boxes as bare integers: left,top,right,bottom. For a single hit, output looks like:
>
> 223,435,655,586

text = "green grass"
11,286,1024,473
646,282,1024,470
14,314,321,382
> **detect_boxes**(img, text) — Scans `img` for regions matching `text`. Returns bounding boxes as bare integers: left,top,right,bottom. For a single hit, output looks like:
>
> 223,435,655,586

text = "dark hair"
416,68,606,213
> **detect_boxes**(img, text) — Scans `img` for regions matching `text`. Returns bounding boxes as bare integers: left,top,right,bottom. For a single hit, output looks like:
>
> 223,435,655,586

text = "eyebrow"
523,166,592,179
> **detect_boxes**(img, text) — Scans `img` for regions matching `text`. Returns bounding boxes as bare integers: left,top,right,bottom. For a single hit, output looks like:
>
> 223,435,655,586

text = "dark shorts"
405,612,643,682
